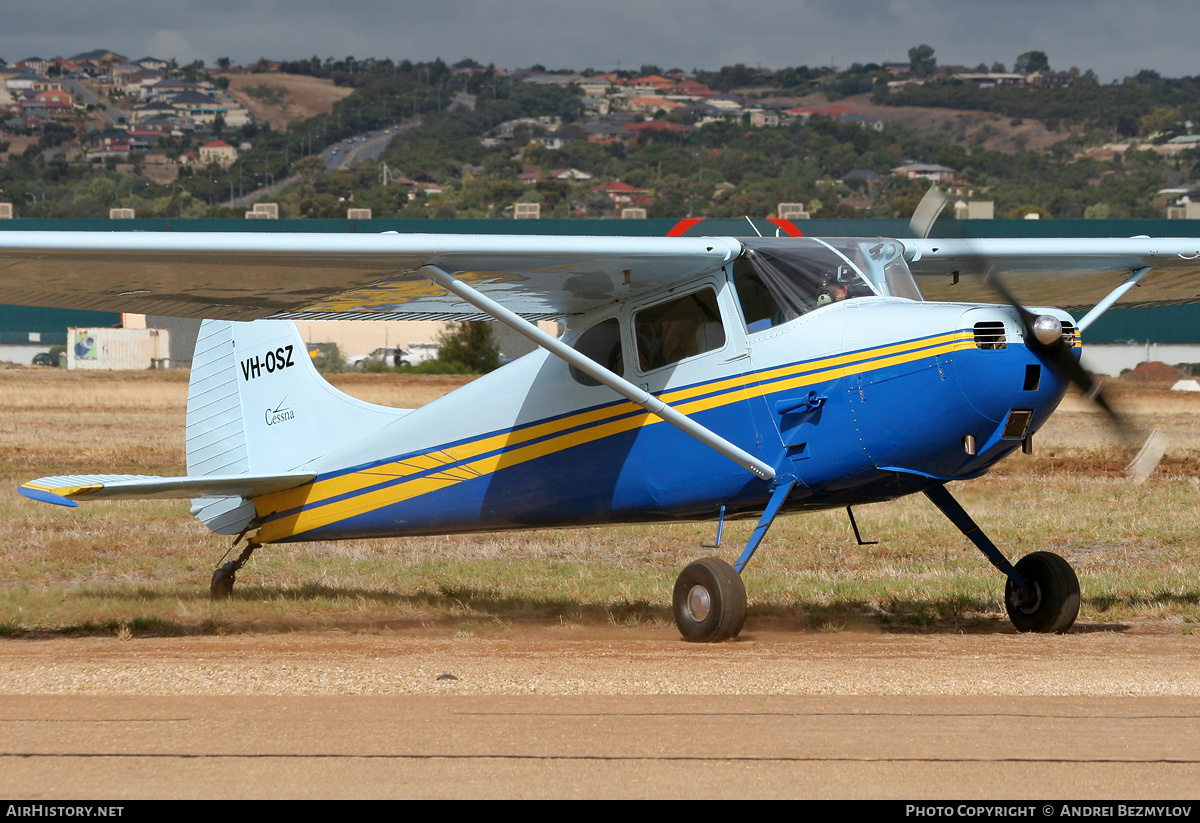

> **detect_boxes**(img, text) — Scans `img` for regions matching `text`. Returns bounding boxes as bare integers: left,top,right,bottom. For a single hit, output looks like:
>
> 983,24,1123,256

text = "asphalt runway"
1,695,1198,799
0,631,1198,799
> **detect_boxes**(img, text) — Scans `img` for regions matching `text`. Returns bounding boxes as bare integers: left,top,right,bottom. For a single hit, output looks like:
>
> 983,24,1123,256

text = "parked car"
347,346,407,367
31,352,61,367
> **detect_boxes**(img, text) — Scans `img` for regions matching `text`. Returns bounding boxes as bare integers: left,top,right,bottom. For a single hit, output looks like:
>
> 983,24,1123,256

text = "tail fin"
186,319,410,533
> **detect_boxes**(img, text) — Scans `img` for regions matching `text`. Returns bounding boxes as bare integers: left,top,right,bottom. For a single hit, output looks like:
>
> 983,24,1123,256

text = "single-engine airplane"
4,226,1199,641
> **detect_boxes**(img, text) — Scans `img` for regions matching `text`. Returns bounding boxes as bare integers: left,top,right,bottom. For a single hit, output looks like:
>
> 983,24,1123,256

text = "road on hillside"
323,116,421,171
61,78,125,125
226,118,423,209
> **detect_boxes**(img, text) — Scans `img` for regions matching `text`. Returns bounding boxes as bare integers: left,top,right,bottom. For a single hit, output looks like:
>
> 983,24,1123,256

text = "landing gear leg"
672,481,795,643
924,484,1079,633
210,542,259,601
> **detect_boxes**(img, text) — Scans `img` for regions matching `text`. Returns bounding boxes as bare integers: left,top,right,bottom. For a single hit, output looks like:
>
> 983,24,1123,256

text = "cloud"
0,0,1196,82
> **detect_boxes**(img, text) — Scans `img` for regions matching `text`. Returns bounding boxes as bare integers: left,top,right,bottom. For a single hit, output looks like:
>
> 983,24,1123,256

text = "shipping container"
66,327,171,370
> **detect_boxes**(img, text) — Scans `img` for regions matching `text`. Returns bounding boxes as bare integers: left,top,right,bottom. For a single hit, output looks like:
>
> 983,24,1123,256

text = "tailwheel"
210,562,238,600
673,557,746,643
1005,551,1080,633
210,542,259,601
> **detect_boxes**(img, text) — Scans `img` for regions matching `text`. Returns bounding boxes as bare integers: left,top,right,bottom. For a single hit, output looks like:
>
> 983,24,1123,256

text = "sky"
0,0,1196,83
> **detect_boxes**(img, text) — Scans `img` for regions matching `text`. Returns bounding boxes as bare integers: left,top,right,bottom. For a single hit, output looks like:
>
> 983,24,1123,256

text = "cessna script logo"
265,398,295,426
240,345,295,381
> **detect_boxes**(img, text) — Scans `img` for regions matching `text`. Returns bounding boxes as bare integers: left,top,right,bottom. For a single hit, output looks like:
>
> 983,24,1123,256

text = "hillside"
219,72,354,130
3,55,1194,221
758,92,1075,153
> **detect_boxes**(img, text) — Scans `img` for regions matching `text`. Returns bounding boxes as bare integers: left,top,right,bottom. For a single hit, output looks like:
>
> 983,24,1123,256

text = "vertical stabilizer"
185,320,411,533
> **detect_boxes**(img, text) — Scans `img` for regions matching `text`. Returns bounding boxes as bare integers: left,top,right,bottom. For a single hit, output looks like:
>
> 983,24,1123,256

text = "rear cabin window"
569,318,624,386
634,289,726,372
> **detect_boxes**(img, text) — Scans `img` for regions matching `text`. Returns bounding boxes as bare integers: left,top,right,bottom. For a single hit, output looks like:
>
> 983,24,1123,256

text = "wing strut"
419,265,776,482
1077,266,1151,332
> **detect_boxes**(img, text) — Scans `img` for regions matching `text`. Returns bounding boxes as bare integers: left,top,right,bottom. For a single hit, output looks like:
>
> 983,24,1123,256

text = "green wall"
5,216,1200,238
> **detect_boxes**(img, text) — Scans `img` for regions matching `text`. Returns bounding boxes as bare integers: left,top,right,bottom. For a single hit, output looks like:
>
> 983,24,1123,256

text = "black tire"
1005,551,1080,633
673,557,747,643
210,563,237,601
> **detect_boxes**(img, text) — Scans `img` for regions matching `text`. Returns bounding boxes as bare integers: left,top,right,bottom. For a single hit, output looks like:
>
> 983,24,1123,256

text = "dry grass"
219,73,354,131
0,370,1197,637
326,373,476,408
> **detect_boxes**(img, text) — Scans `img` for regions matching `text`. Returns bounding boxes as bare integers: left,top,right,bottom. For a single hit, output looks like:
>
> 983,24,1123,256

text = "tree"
217,57,231,70
1140,107,1178,139
293,155,328,179
908,45,936,77
436,322,500,373
1014,51,1050,74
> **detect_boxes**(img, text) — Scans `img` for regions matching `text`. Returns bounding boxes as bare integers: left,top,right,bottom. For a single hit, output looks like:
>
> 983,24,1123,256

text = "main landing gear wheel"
1005,551,1080,633
673,557,746,643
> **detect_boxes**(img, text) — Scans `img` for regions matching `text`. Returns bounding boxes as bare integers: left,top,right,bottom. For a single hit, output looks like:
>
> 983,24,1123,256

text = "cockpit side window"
737,237,922,321
743,246,872,317
569,317,624,386
634,288,726,372
732,259,793,333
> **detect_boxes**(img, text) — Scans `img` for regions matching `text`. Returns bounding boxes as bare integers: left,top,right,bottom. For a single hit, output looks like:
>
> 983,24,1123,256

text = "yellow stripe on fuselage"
252,332,974,542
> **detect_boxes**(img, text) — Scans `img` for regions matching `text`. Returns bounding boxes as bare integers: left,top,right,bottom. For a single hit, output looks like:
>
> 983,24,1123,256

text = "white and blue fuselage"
247,249,1073,545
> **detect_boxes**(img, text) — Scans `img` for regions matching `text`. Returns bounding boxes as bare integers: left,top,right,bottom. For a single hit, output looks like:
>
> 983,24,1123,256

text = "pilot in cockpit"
815,265,854,305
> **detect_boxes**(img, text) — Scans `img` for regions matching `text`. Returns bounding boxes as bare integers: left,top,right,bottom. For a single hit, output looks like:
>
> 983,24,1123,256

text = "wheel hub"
686,585,711,622
1013,581,1042,614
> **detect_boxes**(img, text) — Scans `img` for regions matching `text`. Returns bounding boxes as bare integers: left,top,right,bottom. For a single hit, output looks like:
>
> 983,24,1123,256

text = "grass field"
1,368,1197,638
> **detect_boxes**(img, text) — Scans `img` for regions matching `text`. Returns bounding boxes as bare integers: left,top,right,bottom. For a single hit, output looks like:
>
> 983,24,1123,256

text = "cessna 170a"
4,227,1199,641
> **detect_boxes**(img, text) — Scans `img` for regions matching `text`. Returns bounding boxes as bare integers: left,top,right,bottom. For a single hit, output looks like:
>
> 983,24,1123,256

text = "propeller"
907,187,1164,482
983,269,1117,420
987,269,1169,483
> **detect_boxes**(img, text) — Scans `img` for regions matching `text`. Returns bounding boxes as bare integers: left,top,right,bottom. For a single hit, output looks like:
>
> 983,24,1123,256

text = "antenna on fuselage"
744,216,763,237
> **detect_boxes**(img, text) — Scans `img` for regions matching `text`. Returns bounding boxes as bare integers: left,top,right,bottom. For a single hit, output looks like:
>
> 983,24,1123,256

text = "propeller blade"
1125,428,1168,484
908,187,950,238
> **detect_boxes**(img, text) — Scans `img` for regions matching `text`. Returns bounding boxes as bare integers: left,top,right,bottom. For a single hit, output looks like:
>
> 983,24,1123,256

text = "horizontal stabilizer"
19,472,316,505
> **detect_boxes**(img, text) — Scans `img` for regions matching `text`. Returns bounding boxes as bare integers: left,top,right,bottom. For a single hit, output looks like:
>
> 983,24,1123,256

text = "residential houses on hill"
2,48,252,169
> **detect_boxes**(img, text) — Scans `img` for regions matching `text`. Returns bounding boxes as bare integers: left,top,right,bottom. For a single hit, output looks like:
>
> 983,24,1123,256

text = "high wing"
2,230,774,486
903,237,1200,312
0,231,742,321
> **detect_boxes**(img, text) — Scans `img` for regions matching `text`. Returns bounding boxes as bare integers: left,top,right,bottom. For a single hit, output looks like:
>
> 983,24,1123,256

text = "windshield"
733,237,922,329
